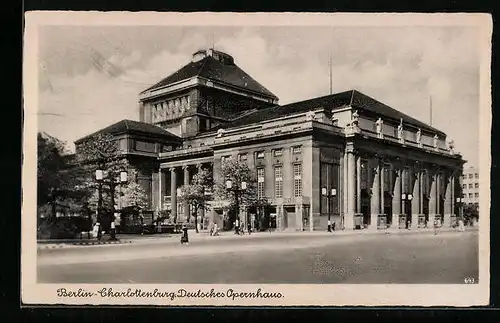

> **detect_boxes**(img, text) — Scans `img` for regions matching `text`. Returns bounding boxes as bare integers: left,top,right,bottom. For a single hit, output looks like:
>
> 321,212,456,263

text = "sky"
37,25,481,167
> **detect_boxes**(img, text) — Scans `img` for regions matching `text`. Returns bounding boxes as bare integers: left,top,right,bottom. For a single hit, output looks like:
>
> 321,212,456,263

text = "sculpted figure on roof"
216,128,225,138
376,117,384,138
416,128,422,146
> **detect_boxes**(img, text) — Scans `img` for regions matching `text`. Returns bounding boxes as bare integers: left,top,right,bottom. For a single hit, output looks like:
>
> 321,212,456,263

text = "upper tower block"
138,48,279,138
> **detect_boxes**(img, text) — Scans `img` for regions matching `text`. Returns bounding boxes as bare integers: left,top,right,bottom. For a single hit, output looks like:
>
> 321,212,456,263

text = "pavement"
37,226,473,250
37,229,479,284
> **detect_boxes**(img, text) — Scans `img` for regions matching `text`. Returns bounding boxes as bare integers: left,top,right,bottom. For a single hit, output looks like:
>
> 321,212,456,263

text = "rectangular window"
135,140,156,152
469,174,473,179
238,153,248,161
292,146,302,154
475,173,479,179
256,151,265,159
221,155,231,163
469,183,473,189
293,164,302,197
475,183,479,188
463,193,466,198
274,166,283,198
462,184,467,189
462,174,466,179
257,168,265,199
274,149,283,157
475,193,479,198
469,193,473,198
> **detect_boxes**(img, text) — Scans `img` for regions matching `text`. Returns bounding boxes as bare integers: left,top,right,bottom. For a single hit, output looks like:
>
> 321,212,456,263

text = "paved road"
37,230,478,284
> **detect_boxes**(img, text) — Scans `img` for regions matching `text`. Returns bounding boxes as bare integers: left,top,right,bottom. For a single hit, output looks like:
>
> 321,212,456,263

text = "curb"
37,240,133,249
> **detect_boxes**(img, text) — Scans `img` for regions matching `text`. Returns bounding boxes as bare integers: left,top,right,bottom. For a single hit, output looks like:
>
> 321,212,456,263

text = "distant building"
75,48,466,231
460,166,480,206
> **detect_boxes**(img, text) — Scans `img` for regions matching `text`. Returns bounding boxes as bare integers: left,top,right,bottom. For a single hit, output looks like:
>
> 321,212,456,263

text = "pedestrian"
248,222,252,235
332,221,336,232
213,222,219,236
433,218,439,235
180,224,189,245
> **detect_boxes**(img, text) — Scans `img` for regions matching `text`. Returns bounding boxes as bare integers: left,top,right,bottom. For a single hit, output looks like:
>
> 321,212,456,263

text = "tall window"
469,174,473,179
475,192,479,198
475,173,479,179
274,166,283,198
257,168,265,199
469,183,473,189
293,164,302,197
475,183,479,188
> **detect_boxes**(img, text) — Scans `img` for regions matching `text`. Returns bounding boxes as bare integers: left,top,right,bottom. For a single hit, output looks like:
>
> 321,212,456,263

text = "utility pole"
329,52,332,95
430,96,433,126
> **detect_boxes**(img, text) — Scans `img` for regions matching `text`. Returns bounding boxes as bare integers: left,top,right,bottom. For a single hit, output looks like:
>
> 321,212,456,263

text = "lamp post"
226,179,247,234
401,193,413,229
456,197,464,219
322,187,337,232
95,168,128,241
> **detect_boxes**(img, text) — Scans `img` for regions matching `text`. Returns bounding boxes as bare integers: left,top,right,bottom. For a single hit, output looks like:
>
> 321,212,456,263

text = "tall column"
183,165,190,222
170,167,177,222
443,173,452,227
356,156,361,214
391,168,401,229
370,160,380,230
411,167,421,229
346,145,355,230
197,164,205,229
380,163,385,216
436,172,441,217
428,171,437,227
158,168,163,211
343,149,349,229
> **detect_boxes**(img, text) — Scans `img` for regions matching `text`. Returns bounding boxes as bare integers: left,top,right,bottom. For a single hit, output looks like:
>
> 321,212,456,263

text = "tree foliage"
178,167,213,232
75,133,148,216
214,158,268,221
37,132,71,206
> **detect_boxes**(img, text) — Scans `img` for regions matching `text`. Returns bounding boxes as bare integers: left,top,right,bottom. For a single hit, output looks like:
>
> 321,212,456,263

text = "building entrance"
284,206,296,231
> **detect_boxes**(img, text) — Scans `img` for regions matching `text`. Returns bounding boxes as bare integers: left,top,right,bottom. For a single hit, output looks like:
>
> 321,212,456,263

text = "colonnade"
158,162,210,223
342,144,459,230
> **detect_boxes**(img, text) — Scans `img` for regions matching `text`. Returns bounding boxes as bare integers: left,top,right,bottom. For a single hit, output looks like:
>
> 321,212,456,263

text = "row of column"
158,164,206,222
342,144,458,229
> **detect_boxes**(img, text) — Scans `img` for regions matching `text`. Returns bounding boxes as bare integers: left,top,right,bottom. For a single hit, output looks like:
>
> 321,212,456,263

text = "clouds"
37,25,481,166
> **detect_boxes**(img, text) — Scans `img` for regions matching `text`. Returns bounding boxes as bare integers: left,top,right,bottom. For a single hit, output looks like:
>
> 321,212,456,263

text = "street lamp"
456,197,464,218
226,179,247,234
401,193,413,229
95,168,128,241
322,187,337,232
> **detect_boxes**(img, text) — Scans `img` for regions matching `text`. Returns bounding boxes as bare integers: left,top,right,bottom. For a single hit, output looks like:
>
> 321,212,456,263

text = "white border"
22,12,492,306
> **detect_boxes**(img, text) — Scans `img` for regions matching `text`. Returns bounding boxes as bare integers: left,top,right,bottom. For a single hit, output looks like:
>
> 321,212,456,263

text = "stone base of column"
344,213,354,230
369,214,378,230
443,214,452,228
390,214,400,230
411,214,419,229
429,214,437,228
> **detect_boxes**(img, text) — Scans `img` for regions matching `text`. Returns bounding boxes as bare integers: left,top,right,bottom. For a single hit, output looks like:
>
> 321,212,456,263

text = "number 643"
464,277,476,284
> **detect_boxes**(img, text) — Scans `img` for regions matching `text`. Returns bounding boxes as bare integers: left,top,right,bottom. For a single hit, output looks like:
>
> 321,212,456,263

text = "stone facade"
77,49,465,231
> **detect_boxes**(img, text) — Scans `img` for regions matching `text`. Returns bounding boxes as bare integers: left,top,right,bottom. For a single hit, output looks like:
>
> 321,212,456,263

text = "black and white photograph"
23,12,491,306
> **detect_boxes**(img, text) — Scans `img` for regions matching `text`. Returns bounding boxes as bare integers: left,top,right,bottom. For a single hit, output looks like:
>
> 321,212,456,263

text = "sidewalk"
38,228,477,267
37,226,477,250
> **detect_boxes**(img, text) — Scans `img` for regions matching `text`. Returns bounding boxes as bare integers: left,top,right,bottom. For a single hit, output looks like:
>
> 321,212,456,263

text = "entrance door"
361,189,371,228
284,206,296,231
383,191,392,226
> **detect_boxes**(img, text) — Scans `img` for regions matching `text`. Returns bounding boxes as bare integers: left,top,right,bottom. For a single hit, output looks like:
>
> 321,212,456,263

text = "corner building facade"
77,48,465,231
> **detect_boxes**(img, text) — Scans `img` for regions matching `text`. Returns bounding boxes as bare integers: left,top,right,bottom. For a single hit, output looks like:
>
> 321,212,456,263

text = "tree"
463,203,479,224
178,167,213,233
37,132,74,222
214,158,264,231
